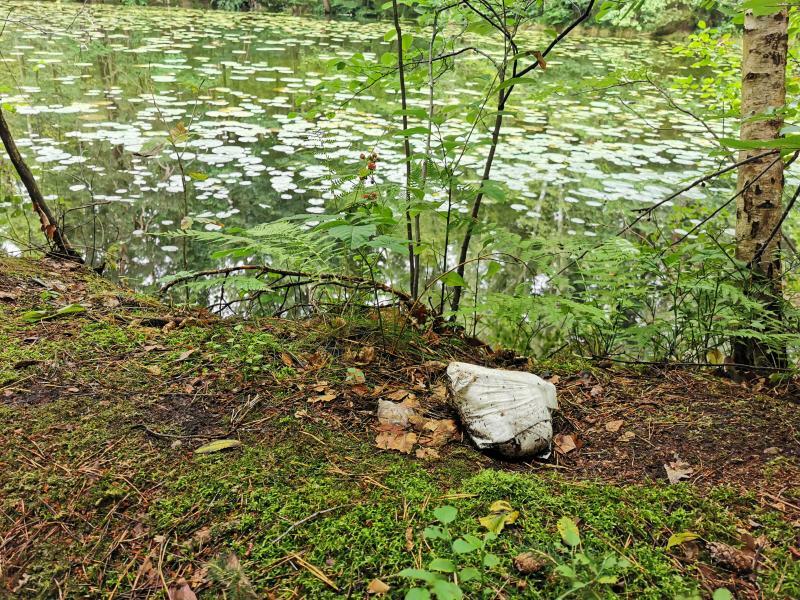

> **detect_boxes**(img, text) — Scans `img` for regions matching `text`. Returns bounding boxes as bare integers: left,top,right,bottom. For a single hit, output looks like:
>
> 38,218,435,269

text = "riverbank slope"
0,256,798,598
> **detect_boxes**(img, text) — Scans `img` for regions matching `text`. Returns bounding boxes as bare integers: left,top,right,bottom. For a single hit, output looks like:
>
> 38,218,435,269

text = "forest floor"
0,256,799,599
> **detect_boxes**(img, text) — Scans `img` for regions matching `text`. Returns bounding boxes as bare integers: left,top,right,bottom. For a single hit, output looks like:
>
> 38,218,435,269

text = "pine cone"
707,541,754,573
514,552,547,575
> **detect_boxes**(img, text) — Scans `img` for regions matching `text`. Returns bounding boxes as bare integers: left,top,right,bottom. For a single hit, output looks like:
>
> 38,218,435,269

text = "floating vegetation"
0,0,766,285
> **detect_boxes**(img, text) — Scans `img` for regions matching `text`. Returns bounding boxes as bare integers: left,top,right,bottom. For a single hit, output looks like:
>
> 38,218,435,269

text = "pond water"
0,1,751,292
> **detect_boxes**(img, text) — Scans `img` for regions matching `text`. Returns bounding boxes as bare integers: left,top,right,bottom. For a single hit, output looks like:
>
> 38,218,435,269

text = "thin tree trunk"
0,106,82,263
733,8,788,367
322,0,331,15
391,0,416,298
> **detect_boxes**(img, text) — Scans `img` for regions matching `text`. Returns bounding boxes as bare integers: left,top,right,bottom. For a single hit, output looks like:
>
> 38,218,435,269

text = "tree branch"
0,106,83,263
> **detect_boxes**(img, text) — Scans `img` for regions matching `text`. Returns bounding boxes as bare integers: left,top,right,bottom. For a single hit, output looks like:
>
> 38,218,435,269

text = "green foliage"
398,504,507,599
478,233,800,361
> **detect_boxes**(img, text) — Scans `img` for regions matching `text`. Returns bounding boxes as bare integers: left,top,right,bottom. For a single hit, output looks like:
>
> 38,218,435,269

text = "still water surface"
0,1,745,290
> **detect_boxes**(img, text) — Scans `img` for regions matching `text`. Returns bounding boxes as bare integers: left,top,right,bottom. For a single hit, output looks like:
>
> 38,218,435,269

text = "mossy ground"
0,257,798,599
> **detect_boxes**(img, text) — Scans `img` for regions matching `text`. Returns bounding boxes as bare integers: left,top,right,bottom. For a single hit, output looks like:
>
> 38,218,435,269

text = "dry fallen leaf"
0,291,20,301
375,425,417,454
554,433,579,454
415,447,440,460
366,578,390,595
589,385,604,397
144,365,162,376
405,527,414,551
280,352,294,367
429,384,448,402
417,419,458,448
168,578,198,600
357,346,376,364
618,431,635,442
386,389,414,402
175,349,197,362
308,392,338,403
664,459,694,484
605,419,624,433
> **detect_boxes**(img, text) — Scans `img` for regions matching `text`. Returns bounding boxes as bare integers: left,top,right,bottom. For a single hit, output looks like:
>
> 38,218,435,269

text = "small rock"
763,447,781,455
376,399,417,427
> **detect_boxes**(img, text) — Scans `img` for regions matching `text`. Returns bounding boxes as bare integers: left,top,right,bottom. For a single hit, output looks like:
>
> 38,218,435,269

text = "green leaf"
712,589,733,600
428,558,456,573
597,575,618,584
22,303,86,323
430,579,462,600
398,569,436,583
458,567,481,582
666,531,700,549
557,517,581,547
478,501,519,534
194,439,242,454
440,272,467,287
452,538,479,554
479,179,506,201
554,564,576,579
720,135,800,150
395,126,431,137
21,309,52,323
404,589,431,600
483,553,500,568
433,505,457,524
423,526,446,540
55,303,86,317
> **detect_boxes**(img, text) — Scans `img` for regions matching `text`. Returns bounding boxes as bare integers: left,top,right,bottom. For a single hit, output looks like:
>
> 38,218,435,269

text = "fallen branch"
159,265,413,304
0,106,83,263
604,357,792,372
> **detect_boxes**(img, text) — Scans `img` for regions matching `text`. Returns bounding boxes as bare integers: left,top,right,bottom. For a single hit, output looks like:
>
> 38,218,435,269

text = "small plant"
551,516,629,599
397,503,516,600
205,325,291,378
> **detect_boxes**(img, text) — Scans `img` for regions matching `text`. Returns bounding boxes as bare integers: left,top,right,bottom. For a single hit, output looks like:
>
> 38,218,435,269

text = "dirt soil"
1,257,799,494
1,257,799,599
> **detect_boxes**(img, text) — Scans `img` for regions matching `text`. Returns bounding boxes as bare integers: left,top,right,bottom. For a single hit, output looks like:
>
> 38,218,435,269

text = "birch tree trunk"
733,8,789,367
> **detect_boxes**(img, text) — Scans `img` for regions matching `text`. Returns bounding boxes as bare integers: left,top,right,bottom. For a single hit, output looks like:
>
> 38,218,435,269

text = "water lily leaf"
194,439,242,454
